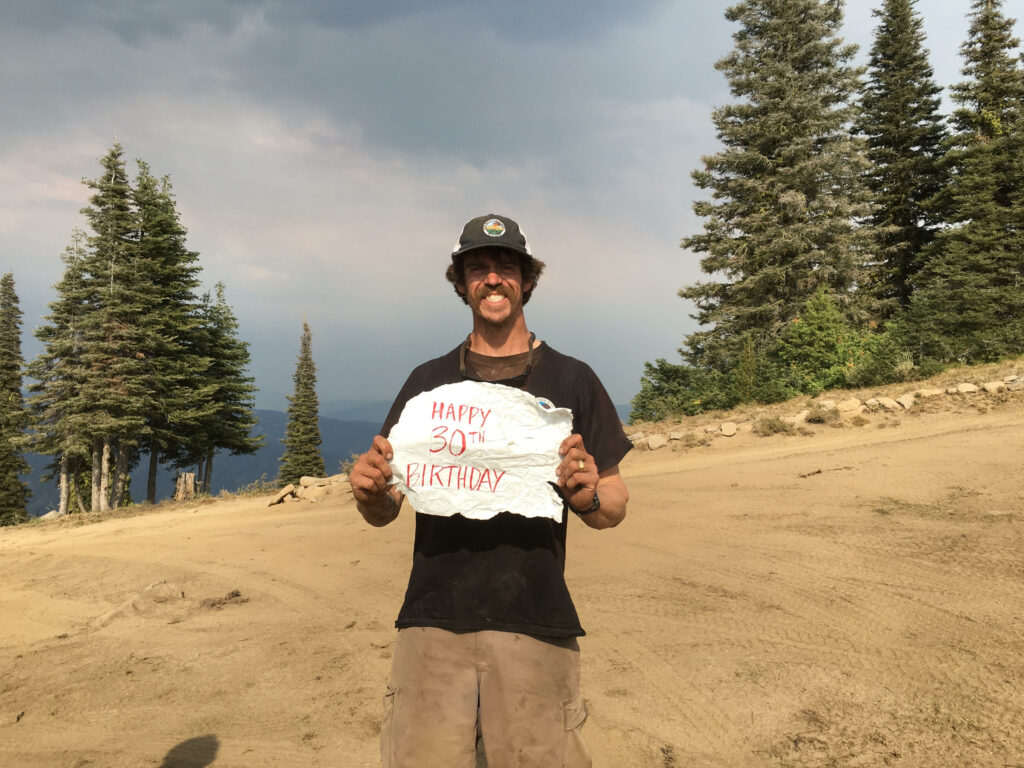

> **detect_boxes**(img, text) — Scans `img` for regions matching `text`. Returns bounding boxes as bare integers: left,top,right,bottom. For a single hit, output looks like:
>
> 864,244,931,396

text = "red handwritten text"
406,463,507,493
430,425,486,456
431,401,492,429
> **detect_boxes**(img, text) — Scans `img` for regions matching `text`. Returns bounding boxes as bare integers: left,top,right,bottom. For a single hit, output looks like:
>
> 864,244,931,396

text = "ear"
455,279,467,297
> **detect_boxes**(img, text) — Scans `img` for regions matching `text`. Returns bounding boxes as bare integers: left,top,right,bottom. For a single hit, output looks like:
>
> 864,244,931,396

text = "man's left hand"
556,433,598,511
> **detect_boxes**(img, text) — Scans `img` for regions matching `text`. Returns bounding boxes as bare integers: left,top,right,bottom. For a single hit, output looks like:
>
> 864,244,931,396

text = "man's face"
460,248,532,327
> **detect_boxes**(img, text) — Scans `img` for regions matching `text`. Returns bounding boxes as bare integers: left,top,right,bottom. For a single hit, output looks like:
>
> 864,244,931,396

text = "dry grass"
753,415,795,437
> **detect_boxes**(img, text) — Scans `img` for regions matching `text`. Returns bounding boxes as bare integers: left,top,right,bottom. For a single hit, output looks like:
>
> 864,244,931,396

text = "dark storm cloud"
264,0,670,42
0,0,252,42
1,0,670,44
220,1,729,173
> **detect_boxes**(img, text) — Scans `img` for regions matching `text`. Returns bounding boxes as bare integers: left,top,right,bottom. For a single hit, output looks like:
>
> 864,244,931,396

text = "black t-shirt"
380,342,631,637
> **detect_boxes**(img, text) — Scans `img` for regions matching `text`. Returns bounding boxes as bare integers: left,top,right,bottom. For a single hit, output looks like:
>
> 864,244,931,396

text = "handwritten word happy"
431,401,492,428
405,463,507,494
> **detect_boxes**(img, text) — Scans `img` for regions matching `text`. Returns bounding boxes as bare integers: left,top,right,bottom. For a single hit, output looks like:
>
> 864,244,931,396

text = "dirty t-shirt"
380,342,631,637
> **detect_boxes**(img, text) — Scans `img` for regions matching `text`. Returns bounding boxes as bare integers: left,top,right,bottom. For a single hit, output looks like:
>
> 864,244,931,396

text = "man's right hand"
351,436,401,526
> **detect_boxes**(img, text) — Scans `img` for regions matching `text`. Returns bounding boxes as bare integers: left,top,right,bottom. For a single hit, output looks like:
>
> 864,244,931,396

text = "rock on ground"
269,484,296,506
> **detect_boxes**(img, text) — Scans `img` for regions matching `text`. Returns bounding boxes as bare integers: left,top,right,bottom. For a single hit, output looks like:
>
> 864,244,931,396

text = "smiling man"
350,213,631,768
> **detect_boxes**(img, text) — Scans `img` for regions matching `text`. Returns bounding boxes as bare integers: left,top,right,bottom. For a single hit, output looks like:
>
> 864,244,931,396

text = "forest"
3,0,1024,523
632,0,1024,421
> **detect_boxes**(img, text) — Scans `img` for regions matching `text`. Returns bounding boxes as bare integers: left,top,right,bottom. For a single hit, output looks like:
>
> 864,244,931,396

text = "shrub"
847,331,915,386
753,415,794,436
805,404,841,425
229,473,275,496
339,452,361,475
630,359,738,423
777,288,863,395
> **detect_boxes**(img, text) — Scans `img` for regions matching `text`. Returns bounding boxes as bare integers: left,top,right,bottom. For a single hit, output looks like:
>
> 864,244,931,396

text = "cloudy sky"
0,1,1006,412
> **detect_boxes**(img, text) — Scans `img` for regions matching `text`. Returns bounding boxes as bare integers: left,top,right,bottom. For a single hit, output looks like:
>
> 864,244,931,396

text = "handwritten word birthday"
405,463,507,493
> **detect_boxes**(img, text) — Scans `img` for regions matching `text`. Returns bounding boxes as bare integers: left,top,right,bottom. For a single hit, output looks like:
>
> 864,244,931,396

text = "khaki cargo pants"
381,627,591,768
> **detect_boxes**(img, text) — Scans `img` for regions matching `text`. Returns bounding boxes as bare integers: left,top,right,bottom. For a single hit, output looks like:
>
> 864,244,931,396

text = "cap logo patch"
483,219,506,237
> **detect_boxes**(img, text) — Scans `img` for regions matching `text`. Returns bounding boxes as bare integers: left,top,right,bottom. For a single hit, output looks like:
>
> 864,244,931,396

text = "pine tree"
75,142,156,511
900,0,1024,363
24,229,92,516
0,272,30,525
131,161,215,503
170,283,262,493
278,321,324,485
856,0,947,317
679,0,873,378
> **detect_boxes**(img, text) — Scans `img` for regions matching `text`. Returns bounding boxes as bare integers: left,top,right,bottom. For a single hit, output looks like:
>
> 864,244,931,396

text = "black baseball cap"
451,214,533,261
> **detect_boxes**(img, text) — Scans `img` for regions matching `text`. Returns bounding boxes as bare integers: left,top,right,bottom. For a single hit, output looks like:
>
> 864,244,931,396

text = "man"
351,213,630,768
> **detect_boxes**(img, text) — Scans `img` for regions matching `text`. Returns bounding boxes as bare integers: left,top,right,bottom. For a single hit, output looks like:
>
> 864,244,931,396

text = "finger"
563,465,596,492
566,448,591,472
371,435,394,460
557,449,593,486
559,433,584,456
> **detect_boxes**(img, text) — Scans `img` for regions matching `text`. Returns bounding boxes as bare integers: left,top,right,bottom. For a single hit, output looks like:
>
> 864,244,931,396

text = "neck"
468,314,533,356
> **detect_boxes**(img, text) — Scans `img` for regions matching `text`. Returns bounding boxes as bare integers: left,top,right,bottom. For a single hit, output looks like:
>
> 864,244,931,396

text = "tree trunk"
203,450,214,494
99,438,112,512
75,471,89,515
196,461,204,493
110,443,129,510
175,473,197,501
58,455,69,517
91,437,103,512
147,442,159,504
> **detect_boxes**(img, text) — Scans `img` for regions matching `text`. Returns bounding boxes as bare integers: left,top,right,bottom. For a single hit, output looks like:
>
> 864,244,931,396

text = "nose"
484,270,502,285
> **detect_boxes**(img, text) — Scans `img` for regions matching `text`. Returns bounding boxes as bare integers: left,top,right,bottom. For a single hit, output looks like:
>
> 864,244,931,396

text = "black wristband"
569,490,601,516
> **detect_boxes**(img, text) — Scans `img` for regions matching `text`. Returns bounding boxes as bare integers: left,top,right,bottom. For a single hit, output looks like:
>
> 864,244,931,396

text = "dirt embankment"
2,372,1023,767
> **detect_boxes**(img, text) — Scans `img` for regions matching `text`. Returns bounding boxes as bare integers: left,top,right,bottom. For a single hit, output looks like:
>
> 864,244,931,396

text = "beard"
470,284,520,326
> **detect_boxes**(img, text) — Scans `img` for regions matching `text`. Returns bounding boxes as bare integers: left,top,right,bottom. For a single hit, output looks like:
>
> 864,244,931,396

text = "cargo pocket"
561,696,592,768
381,686,397,768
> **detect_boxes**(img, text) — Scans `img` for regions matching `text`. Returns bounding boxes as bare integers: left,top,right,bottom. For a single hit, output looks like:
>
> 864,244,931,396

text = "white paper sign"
386,380,573,521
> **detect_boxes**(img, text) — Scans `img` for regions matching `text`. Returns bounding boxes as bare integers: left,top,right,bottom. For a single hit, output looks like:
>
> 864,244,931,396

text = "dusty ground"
2,388,1023,767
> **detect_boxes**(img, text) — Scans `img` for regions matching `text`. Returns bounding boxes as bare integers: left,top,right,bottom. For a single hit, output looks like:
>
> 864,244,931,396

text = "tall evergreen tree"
75,141,156,511
679,0,873,377
857,0,947,317
278,321,324,485
0,272,30,525
170,283,262,493
131,161,214,503
24,230,92,516
900,0,1024,362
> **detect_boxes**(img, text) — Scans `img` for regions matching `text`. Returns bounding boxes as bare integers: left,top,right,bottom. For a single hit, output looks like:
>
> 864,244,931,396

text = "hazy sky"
0,1,1008,410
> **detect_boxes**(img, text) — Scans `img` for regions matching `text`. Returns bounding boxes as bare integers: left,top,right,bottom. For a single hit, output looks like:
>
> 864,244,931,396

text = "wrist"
569,489,600,516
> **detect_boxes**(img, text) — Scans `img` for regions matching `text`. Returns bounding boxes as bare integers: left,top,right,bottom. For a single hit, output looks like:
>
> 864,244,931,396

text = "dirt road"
2,396,1023,767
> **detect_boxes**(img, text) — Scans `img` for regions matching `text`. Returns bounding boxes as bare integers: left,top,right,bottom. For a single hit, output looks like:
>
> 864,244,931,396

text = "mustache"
473,285,513,301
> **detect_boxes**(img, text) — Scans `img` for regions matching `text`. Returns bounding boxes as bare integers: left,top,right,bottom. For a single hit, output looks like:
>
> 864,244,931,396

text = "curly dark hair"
445,250,546,305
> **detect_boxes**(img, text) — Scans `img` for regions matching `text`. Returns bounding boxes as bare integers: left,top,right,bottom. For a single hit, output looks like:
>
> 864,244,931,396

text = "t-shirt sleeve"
381,370,424,438
574,364,632,473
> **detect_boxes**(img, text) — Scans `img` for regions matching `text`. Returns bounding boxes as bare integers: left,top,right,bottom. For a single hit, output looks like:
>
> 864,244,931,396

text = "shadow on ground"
160,735,219,768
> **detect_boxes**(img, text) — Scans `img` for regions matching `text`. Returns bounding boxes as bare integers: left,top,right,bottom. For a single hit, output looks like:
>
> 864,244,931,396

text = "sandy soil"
2,391,1023,767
